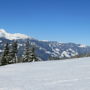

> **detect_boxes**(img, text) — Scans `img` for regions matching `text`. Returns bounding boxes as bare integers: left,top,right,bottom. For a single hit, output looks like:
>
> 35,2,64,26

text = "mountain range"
0,29,90,60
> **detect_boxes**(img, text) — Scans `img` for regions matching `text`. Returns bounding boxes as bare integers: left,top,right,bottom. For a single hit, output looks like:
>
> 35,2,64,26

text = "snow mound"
0,57,90,90
0,29,31,40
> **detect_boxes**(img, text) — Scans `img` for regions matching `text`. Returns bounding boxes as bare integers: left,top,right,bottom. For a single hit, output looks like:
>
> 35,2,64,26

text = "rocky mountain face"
0,29,90,60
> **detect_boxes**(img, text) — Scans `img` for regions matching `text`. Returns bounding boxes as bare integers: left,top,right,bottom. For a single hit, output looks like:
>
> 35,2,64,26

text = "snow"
18,44,23,47
0,57,90,90
61,51,71,57
41,40,49,42
45,51,51,54
61,49,78,58
0,40,2,43
78,44,87,48
0,50,3,52
0,29,31,40
55,48,60,52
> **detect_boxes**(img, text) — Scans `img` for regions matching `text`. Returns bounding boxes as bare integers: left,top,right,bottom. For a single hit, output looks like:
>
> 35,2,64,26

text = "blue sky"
0,0,90,45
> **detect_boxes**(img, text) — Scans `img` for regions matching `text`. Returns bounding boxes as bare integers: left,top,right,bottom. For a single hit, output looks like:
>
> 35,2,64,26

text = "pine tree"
23,40,38,62
8,41,18,64
1,43,9,65
30,46,38,62
23,40,32,62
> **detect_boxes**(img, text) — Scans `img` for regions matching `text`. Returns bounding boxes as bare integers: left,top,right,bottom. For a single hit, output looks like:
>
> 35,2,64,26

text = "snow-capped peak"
0,29,31,40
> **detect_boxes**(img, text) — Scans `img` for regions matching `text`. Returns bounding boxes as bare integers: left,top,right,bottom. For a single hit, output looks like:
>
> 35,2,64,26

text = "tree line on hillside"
0,40,39,66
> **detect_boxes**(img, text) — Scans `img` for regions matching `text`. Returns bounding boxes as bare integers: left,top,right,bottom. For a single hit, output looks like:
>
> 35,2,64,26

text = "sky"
0,0,90,45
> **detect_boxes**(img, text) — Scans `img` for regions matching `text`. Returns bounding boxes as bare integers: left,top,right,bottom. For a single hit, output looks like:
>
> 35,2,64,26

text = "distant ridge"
0,29,90,60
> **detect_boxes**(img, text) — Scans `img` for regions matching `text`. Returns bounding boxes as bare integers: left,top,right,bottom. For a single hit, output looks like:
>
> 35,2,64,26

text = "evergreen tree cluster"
0,40,38,66
23,40,38,62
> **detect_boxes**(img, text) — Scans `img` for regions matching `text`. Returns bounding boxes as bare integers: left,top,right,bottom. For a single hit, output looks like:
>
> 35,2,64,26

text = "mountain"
0,29,90,60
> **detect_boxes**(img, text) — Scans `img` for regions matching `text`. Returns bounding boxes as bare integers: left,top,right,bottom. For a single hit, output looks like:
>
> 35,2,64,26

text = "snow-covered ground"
0,57,90,90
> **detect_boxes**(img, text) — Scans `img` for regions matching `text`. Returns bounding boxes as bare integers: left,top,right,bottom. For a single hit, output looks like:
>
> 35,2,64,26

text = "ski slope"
0,57,90,90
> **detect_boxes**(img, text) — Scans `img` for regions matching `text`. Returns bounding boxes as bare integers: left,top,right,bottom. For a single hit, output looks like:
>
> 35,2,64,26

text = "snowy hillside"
0,57,90,90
